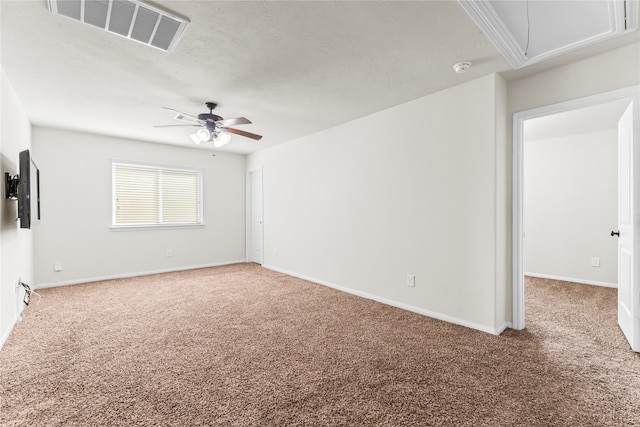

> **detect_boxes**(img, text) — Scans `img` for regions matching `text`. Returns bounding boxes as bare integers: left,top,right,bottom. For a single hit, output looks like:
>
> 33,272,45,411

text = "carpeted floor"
1,264,639,426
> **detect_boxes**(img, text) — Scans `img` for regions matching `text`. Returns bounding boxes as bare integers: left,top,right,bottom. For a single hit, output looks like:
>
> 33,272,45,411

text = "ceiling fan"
154,102,262,147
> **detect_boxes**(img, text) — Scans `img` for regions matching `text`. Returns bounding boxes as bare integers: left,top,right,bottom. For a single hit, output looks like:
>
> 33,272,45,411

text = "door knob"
611,230,620,237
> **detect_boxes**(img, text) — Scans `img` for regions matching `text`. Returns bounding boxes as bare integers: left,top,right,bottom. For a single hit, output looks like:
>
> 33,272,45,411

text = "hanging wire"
524,0,531,57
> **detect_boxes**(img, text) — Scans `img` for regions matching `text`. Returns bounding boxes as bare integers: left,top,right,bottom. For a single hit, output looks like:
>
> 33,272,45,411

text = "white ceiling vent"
458,0,638,69
48,0,189,52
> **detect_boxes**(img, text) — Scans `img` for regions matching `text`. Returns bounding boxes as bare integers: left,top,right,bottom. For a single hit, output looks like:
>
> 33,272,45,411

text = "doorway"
512,86,640,352
523,100,626,287
247,168,263,264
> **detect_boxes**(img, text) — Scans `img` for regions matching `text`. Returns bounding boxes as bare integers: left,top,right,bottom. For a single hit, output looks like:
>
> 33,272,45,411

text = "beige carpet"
1,265,639,426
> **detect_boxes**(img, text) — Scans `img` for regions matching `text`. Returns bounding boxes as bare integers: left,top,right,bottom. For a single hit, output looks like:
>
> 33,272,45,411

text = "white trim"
2,281,28,350
110,223,205,232
0,309,25,351
0,318,17,351
512,85,640,331
496,322,513,335
34,260,246,289
263,264,507,336
245,170,249,262
627,0,639,30
512,107,525,331
458,0,525,69
525,272,617,289
246,167,263,265
110,158,204,174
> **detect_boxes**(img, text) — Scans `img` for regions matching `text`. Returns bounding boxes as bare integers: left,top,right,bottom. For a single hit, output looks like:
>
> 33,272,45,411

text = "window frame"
111,159,204,231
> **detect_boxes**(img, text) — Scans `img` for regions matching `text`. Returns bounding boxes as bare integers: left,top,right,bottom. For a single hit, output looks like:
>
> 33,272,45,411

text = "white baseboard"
34,260,247,289
263,264,506,336
495,322,513,335
0,307,25,351
525,272,617,288
31,261,509,337
1,284,27,351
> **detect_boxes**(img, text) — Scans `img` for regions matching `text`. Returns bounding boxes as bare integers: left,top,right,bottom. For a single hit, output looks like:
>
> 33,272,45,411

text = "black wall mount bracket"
4,172,19,200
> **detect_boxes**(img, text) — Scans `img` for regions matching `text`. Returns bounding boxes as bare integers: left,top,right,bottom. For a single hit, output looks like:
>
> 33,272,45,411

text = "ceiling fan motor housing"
198,113,223,121
199,102,222,131
198,113,223,131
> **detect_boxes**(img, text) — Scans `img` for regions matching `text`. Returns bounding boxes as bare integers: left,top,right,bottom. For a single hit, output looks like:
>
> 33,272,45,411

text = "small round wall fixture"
453,61,472,74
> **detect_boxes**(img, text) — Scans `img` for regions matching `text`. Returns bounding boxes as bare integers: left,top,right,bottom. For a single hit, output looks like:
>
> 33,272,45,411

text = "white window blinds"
113,162,202,227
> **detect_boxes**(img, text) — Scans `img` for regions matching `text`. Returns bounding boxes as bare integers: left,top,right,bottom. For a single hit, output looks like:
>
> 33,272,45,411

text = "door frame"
512,85,640,333
246,167,264,264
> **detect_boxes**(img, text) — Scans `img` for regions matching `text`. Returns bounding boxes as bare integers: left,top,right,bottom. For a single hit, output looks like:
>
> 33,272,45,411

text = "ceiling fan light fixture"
196,128,211,142
213,132,232,148
190,133,201,145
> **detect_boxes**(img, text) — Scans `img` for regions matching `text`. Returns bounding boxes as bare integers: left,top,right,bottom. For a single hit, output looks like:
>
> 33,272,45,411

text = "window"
112,161,202,229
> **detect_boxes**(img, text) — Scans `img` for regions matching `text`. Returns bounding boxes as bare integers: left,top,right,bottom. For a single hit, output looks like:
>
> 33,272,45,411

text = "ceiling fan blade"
153,124,200,128
175,114,202,124
215,117,252,127
161,107,200,121
222,127,263,141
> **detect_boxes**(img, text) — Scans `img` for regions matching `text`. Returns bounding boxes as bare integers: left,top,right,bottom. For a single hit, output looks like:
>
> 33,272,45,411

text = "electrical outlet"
407,274,415,287
54,262,63,272
166,249,173,257
274,249,278,257
591,257,600,267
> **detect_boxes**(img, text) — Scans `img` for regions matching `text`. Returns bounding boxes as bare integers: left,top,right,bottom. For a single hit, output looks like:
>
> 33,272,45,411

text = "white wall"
32,127,246,286
248,74,508,334
508,43,640,115
1,67,33,348
524,129,618,286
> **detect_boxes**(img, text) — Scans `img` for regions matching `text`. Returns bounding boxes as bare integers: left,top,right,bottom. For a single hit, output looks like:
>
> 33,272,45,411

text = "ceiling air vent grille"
48,0,189,52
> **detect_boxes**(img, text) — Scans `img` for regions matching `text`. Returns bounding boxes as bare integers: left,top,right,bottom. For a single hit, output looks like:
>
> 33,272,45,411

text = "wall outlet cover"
407,274,415,287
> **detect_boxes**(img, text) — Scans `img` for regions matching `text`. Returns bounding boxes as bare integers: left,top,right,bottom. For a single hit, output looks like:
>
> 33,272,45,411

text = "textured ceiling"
1,1,639,154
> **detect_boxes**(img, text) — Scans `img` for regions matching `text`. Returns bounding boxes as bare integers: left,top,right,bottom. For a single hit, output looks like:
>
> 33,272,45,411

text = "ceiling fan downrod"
198,102,222,129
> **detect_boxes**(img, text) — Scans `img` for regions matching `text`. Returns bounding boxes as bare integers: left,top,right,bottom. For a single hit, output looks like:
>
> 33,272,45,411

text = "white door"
617,102,639,352
248,169,263,264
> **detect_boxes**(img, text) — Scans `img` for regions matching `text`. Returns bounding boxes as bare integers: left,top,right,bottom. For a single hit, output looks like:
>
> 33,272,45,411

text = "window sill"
110,223,205,232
